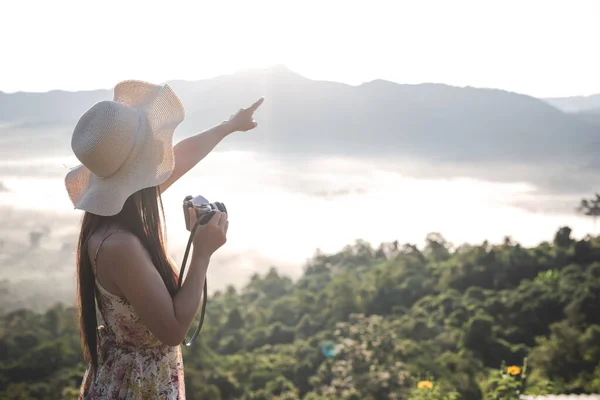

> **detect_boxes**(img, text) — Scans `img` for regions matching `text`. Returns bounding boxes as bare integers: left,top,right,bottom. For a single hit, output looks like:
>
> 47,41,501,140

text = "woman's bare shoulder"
89,229,147,264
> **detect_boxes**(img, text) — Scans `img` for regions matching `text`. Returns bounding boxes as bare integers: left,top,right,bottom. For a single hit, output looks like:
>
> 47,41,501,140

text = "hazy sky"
2,0,598,97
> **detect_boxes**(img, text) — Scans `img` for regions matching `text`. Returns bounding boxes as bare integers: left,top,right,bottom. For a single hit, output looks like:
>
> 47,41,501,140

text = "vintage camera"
183,195,228,231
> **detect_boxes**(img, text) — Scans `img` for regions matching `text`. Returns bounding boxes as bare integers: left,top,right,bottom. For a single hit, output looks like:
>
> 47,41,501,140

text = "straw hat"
64,80,185,216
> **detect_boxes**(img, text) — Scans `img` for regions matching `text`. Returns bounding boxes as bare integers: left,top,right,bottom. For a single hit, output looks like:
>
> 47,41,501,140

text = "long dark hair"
76,186,178,375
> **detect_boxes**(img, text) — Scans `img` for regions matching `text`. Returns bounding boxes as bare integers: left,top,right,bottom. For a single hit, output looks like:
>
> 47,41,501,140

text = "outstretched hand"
226,97,264,132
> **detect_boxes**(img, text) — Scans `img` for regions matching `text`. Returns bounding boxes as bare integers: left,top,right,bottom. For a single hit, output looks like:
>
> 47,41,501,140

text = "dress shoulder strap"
93,230,128,276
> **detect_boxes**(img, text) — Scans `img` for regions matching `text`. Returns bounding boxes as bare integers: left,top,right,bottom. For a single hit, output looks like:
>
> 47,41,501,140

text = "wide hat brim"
64,81,185,216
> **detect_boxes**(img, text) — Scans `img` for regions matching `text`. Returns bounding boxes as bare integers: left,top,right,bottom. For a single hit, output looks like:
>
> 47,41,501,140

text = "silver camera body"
182,195,227,231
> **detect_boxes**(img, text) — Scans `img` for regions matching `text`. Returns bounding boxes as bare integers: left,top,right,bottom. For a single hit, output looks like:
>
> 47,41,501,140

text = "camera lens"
216,202,227,214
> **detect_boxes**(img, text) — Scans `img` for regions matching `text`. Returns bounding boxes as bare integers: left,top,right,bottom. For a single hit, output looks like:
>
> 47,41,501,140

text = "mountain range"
1,65,599,194
545,93,600,113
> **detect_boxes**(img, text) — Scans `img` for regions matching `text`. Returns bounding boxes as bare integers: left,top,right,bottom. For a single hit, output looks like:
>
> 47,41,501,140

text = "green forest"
1,225,600,399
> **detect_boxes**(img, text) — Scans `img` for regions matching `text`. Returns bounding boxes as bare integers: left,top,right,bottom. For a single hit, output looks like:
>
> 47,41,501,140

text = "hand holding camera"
187,207,228,257
183,195,229,258
178,195,229,346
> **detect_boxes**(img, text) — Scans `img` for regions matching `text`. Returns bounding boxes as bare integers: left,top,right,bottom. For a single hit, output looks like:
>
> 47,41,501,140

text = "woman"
64,80,263,399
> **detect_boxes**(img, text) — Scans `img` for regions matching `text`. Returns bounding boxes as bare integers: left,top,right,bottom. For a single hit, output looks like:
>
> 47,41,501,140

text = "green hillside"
1,227,600,399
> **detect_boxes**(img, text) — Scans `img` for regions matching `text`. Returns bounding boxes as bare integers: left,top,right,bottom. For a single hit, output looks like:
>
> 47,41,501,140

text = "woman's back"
79,230,185,399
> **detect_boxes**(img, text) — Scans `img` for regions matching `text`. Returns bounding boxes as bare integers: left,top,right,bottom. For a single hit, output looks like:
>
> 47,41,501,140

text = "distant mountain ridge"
544,93,600,113
1,65,599,194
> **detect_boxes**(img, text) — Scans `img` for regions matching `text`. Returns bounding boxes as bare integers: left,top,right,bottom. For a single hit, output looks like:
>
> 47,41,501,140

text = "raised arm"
160,97,264,193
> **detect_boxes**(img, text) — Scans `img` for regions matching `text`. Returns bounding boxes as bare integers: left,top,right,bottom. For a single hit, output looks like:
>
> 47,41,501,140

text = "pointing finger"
247,97,264,113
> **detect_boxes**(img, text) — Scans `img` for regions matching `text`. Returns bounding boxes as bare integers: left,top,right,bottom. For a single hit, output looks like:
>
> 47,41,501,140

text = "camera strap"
176,214,207,347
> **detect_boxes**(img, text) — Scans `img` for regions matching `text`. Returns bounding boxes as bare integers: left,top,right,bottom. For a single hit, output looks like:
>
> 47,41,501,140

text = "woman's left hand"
225,97,265,133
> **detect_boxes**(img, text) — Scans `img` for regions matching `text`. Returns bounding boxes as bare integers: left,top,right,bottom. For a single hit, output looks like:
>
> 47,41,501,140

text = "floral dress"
79,231,185,399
